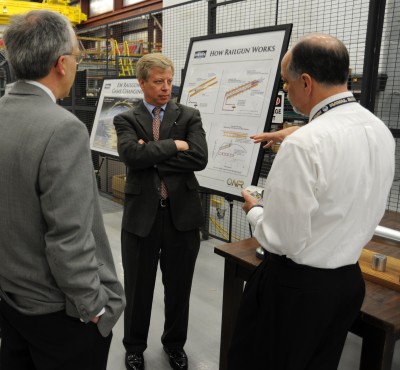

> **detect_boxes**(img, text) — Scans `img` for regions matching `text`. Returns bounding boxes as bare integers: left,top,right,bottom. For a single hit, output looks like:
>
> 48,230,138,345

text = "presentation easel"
179,24,292,202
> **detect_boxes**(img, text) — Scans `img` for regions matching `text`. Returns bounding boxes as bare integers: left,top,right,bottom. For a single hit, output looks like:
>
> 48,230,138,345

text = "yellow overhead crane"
0,0,87,25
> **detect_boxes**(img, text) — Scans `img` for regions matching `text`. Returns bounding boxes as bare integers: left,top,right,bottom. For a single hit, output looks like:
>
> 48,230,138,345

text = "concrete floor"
102,195,224,370
100,195,400,370
3,195,398,370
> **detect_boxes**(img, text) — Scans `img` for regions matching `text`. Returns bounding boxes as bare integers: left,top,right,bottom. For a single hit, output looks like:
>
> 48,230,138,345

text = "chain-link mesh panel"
388,139,400,212
206,0,368,241
163,2,208,86
0,50,15,96
69,0,399,241
375,0,400,212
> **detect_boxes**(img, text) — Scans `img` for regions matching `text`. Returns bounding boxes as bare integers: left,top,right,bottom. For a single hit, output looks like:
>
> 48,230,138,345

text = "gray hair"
3,10,75,80
136,53,174,80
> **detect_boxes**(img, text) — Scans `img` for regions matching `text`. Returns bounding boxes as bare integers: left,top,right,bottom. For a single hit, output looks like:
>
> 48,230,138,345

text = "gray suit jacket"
0,82,125,337
114,100,208,237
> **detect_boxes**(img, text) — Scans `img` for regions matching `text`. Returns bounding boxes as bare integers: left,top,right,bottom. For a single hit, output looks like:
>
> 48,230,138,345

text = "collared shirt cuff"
247,205,264,227
80,307,105,322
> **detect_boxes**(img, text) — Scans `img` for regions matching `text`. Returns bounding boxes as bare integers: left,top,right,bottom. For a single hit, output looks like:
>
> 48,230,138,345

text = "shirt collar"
143,99,167,115
309,91,355,122
24,80,56,103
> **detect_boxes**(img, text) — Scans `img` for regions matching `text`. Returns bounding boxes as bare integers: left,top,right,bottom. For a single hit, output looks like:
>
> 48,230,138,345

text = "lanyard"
310,96,357,121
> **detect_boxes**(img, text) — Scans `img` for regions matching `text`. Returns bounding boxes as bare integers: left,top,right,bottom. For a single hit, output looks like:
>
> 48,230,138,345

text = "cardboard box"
112,174,126,202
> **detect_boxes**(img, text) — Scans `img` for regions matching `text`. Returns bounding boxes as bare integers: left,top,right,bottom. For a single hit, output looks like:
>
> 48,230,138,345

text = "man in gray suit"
0,10,125,370
114,53,208,370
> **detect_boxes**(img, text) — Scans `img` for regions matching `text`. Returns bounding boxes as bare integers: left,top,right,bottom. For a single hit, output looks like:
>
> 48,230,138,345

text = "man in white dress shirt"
228,34,395,370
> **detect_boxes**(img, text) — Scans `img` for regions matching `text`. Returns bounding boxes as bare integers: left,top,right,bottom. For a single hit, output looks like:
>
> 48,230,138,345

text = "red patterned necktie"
152,107,168,199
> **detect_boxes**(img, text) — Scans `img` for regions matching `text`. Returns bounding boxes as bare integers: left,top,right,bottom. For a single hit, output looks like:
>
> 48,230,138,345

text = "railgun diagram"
222,79,263,111
186,76,218,107
212,131,248,162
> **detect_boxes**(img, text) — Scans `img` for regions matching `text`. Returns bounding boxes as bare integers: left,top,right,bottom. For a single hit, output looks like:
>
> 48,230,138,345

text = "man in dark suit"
113,53,208,370
0,10,125,370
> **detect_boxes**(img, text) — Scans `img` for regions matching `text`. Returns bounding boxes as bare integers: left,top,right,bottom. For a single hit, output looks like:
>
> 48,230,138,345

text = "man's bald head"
285,33,349,87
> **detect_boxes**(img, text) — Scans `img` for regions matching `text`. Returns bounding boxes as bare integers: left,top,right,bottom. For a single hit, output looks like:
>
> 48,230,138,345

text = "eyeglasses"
55,39,85,66
62,51,83,65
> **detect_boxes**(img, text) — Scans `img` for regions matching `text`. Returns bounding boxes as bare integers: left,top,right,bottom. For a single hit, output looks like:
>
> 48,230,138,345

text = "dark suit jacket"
113,100,208,237
0,82,125,337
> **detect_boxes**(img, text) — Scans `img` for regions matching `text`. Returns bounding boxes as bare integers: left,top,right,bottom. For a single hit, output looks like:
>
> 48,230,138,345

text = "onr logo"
227,178,244,188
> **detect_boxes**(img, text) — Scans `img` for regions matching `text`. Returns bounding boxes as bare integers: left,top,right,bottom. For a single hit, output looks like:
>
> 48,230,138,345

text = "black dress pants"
228,253,365,370
0,299,112,370
122,203,200,353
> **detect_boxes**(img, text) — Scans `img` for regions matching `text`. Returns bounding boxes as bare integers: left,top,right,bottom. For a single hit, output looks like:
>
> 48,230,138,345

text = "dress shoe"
163,347,188,370
125,352,144,370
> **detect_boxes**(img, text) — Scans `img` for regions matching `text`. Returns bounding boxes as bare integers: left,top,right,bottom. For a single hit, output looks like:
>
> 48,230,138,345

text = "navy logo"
194,50,207,59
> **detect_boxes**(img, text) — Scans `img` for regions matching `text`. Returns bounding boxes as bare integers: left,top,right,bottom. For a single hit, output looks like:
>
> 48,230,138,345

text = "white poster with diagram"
180,25,292,199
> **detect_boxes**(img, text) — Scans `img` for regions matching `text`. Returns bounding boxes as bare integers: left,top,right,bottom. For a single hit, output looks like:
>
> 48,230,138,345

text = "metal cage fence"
64,0,400,242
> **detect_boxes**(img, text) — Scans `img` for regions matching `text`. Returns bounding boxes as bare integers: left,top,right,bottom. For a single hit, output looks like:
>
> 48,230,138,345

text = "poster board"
90,78,143,156
179,25,292,200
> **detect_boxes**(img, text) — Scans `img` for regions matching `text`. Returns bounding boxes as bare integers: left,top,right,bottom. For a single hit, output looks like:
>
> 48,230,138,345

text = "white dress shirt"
248,92,395,268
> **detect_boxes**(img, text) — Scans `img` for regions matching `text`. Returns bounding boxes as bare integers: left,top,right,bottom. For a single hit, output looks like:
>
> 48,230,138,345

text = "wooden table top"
214,210,400,336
